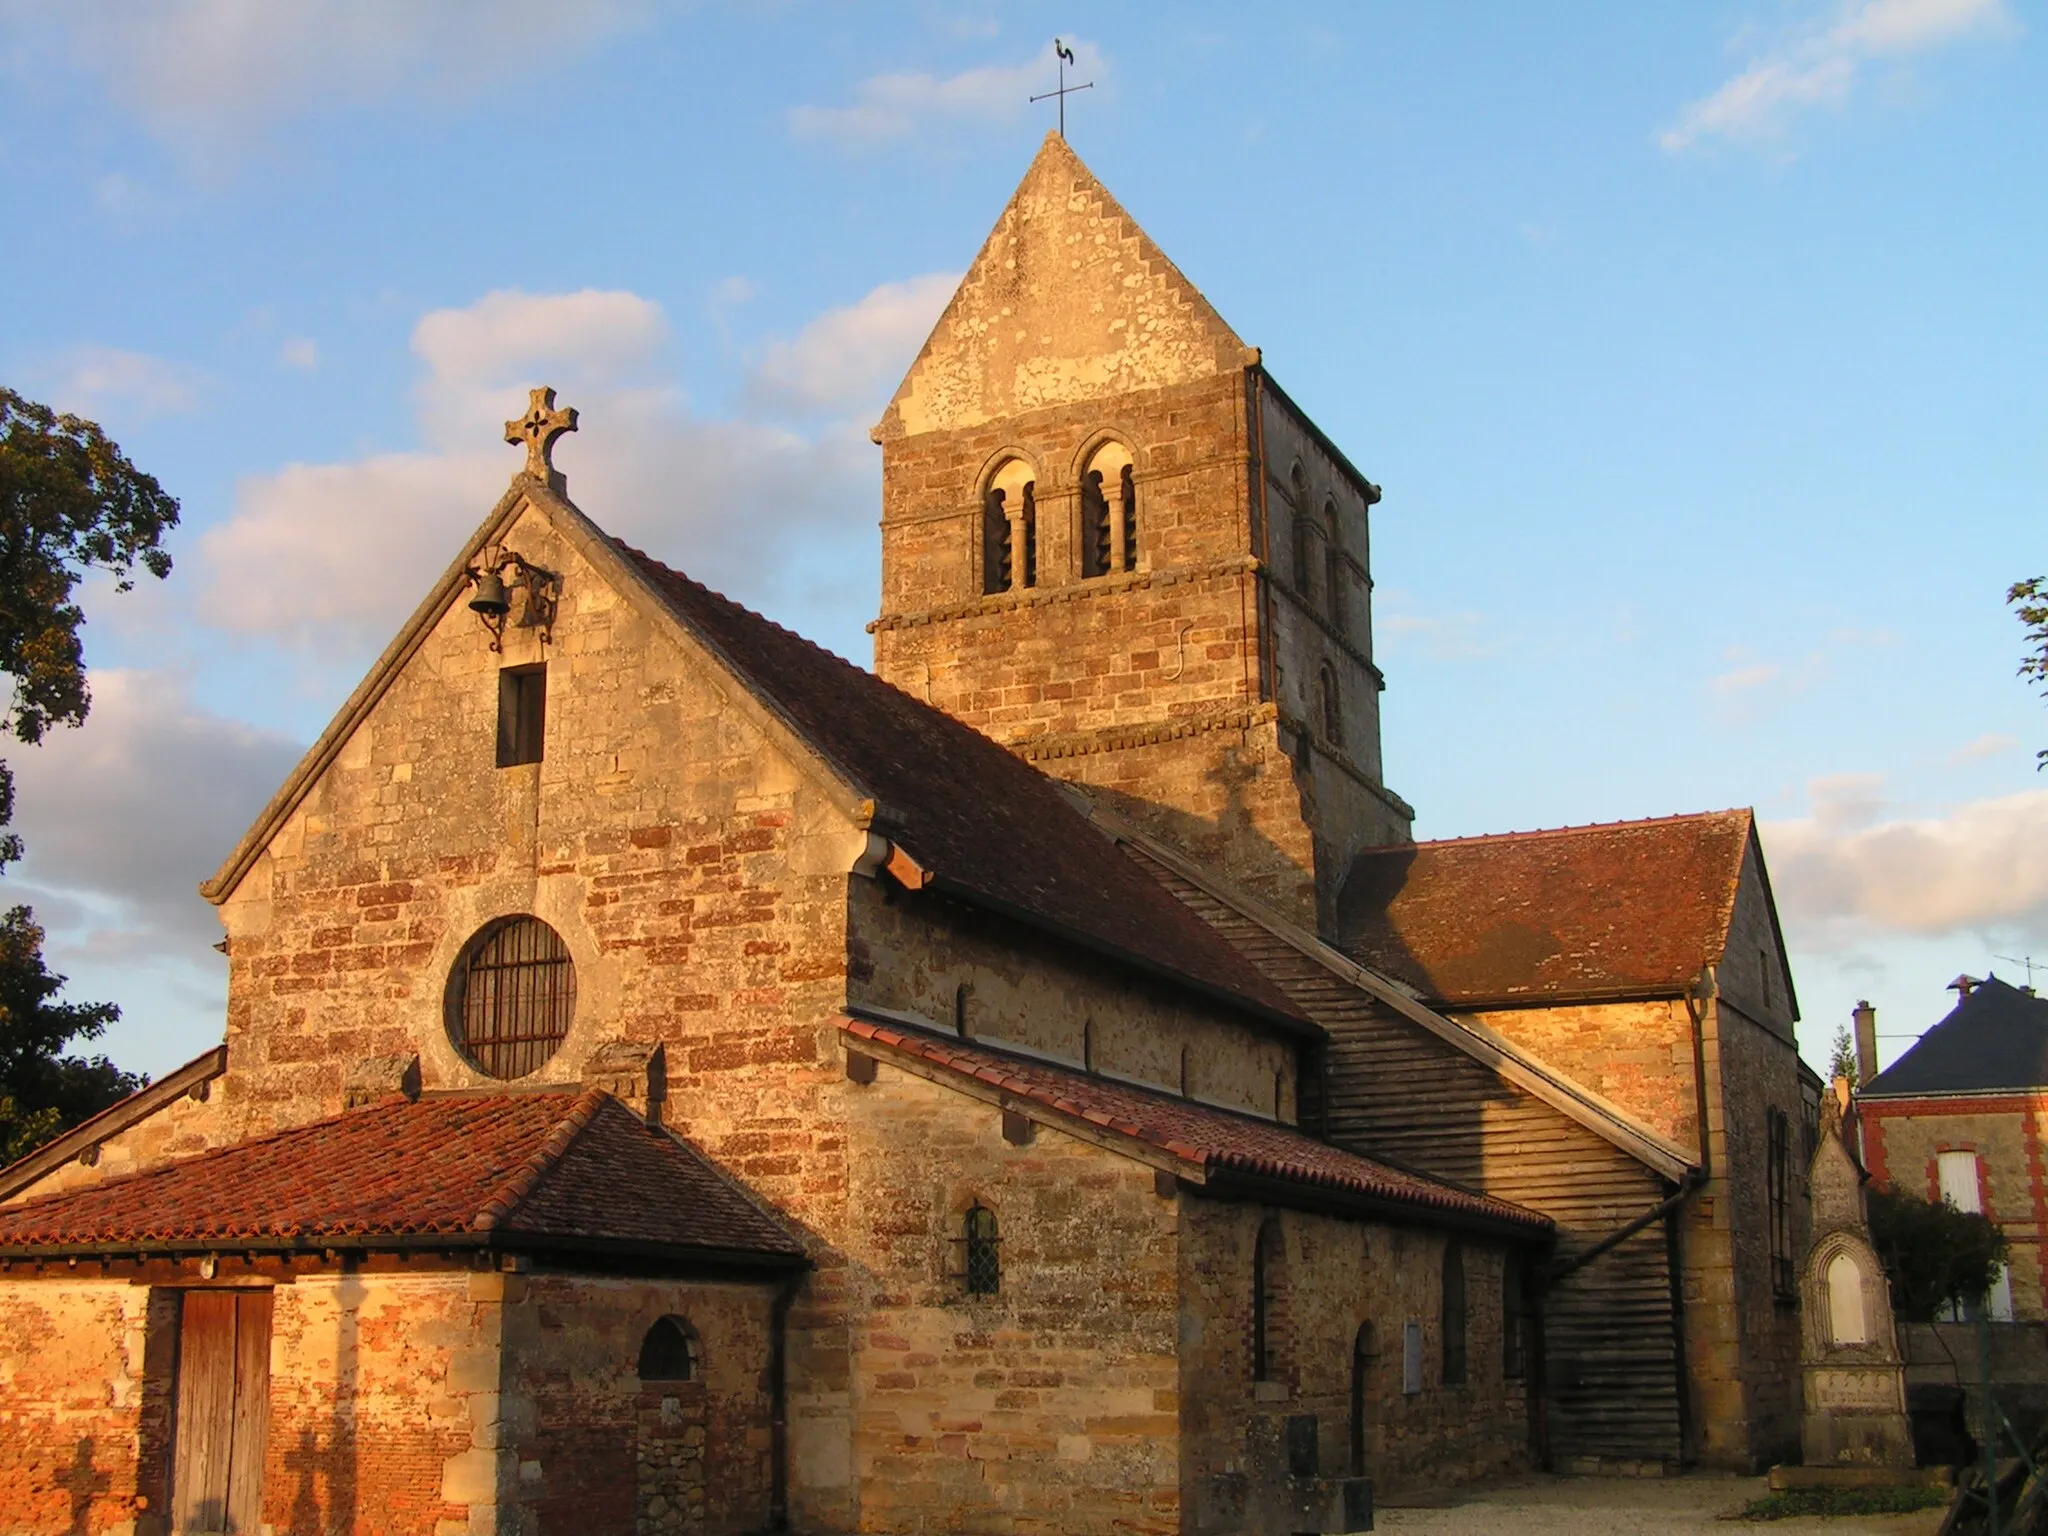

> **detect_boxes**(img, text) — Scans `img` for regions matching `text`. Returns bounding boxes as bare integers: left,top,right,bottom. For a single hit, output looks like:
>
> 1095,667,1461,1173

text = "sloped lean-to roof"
1862,977,2048,1098
1339,810,1784,1011
842,1015,1552,1241
0,1089,806,1268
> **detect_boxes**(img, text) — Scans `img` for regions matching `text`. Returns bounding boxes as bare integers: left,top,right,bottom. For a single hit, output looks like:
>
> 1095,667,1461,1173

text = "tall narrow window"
1441,1241,1467,1385
953,982,970,1038
1081,470,1111,579
1252,1220,1280,1381
1316,664,1341,746
982,486,1012,594
497,663,546,767
449,915,576,1079
1290,465,1314,599
1349,1322,1373,1474
964,1204,1001,1295
1081,442,1134,579
1767,1109,1795,1300
983,460,1036,593
1503,1256,1528,1379
1938,1149,2014,1321
1082,1019,1095,1071
1179,1045,1191,1097
1323,500,1345,629
1019,482,1037,588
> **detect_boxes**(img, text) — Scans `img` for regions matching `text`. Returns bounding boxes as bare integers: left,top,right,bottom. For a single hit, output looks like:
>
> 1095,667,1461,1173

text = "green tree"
1828,1024,1859,1088
1867,1184,2009,1323
0,388,179,1161
2014,576,2047,768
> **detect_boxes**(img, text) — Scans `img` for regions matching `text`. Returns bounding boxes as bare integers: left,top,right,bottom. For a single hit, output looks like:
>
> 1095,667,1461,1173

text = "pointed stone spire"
875,132,1249,441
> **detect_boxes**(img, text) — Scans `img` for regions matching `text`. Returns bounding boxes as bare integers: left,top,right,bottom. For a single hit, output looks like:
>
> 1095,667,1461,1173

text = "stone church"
0,136,1819,1536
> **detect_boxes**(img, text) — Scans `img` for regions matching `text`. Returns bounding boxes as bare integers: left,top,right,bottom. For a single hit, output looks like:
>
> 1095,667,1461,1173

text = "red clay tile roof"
618,542,1314,1036
0,1089,805,1263
842,1015,1551,1235
1337,811,1754,1008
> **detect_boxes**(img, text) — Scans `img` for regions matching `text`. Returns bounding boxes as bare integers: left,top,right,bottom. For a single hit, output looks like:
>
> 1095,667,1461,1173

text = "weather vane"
1029,39,1092,139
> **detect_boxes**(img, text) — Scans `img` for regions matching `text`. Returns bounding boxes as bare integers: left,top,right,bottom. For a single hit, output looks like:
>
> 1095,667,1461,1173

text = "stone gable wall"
1469,998,1698,1154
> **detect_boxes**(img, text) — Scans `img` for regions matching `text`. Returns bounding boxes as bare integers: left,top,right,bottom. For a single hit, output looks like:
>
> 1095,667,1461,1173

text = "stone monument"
1799,1079,1915,1468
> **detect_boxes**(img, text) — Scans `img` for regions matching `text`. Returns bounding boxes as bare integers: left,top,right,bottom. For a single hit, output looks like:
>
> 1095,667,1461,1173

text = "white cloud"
44,345,208,420
1763,777,2048,941
199,278,948,652
1660,0,2017,153
8,669,304,955
749,272,958,414
1712,661,1782,695
790,39,1108,143
279,337,319,372
1951,731,2020,764
14,0,650,162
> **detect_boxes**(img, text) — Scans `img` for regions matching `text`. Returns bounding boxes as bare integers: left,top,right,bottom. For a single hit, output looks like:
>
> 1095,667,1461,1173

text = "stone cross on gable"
505,387,578,483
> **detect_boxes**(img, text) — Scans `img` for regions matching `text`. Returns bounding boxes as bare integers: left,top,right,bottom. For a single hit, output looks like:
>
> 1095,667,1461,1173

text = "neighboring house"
0,133,1817,1535
1858,975,2048,1322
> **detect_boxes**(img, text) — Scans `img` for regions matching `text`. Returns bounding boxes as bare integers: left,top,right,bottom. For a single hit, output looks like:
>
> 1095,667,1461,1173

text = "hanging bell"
468,570,511,617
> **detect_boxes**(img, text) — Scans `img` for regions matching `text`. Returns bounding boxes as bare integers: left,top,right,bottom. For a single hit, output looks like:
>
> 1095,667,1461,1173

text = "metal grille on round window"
450,916,576,1079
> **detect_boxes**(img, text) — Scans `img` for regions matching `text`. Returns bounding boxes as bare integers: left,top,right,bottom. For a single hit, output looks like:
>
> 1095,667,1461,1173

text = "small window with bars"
448,915,576,1079
497,663,546,767
961,1204,1000,1296
1768,1108,1796,1301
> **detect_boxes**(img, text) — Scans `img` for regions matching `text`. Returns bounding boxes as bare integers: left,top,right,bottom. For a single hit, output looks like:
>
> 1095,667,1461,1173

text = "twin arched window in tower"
980,443,1138,596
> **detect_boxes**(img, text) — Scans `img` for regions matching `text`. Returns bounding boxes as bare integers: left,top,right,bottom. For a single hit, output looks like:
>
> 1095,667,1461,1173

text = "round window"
447,915,576,1079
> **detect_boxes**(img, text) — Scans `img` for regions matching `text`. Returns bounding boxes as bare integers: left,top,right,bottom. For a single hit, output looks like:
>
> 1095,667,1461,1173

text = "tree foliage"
0,389,177,1161
2014,576,2048,768
1868,1183,2009,1323
1828,1024,1859,1087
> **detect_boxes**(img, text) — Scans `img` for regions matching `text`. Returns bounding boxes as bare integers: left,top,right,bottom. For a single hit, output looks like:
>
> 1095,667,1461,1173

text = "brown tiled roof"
618,542,1314,1036
842,1015,1551,1236
1337,810,1754,1008
0,1090,805,1264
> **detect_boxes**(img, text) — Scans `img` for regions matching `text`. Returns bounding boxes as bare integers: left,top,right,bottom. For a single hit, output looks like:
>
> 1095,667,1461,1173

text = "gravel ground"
1373,1472,1947,1535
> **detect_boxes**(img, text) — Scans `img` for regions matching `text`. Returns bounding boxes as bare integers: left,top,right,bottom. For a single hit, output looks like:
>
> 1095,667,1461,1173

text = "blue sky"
0,1,2041,1080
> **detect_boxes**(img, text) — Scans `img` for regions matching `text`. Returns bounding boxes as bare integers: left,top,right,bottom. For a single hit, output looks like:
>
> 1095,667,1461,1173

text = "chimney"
1949,974,1981,999
1852,1001,1878,1086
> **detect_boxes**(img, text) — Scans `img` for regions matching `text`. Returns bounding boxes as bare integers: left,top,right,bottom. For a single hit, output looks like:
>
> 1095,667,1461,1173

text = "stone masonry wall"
0,1279,173,1536
1177,1197,1531,1524
6,1084,227,1204
840,1060,1183,1536
847,878,1296,1121
1469,999,1699,1155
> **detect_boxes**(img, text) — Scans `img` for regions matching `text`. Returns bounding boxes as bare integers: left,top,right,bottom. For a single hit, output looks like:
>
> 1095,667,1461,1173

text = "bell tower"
869,134,1412,931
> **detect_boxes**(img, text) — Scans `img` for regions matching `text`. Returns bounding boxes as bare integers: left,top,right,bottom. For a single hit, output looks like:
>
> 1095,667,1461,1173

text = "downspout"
1544,1167,1708,1286
1683,965,1718,1179
768,1272,802,1530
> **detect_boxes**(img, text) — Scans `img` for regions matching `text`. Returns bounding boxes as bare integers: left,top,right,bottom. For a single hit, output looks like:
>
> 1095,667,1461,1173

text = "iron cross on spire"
505,386,578,483
1030,39,1092,139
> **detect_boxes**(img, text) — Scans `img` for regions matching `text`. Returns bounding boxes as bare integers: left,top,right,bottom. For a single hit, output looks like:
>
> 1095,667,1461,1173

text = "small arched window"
1316,664,1341,747
1252,1220,1281,1381
448,915,576,1079
637,1316,700,1383
1179,1045,1191,1097
981,459,1037,594
1349,1321,1374,1474
1441,1242,1468,1385
1080,442,1136,579
953,982,970,1038
964,1204,1001,1295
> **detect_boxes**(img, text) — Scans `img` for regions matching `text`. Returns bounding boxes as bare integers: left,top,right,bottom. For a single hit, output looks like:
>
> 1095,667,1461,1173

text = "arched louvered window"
964,1204,1001,1295
1080,442,1135,579
637,1316,700,1382
448,916,575,1079
982,459,1037,594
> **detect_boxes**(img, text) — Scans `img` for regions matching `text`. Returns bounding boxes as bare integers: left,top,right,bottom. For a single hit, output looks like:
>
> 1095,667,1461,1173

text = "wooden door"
172,1290,272,1535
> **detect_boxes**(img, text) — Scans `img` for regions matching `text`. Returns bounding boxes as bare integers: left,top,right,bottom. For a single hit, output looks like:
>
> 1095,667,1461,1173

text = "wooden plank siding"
1151,862,1690,1467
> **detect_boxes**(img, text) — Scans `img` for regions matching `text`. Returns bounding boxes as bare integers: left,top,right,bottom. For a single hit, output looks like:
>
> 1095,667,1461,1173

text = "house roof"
1337,810,1764,1009
842,1015,1552,1239
617,541,1316,1037
1861,976,2048,1099
0,1089,806,1266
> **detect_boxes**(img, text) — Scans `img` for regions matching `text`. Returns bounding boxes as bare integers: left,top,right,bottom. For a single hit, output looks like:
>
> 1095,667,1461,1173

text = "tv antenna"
1995,954,2042,987
1030,39,1093,139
